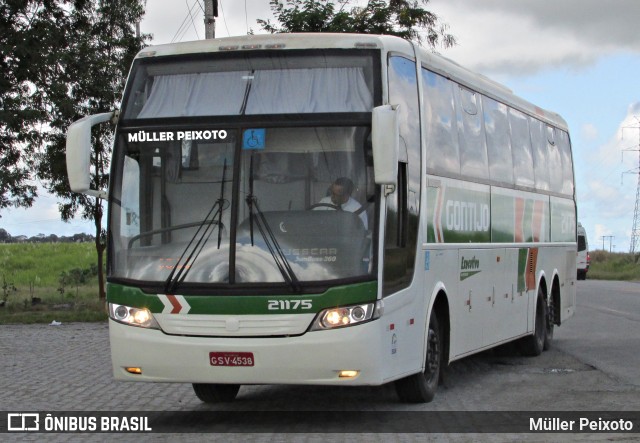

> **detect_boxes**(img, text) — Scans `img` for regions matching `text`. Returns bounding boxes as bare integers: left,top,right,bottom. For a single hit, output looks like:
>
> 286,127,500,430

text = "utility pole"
601,235,615,252
204,0,219,39
630,149,640,254
136,1,146,39
622,118,640,254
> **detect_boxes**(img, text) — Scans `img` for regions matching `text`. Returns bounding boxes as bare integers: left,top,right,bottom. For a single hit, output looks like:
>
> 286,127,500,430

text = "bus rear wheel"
544,291,555,351
394,311,442,403
193,383,240,403
520,287,547,356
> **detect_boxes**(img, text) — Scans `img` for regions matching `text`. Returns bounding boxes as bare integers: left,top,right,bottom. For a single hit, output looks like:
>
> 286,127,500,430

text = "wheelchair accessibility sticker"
243,128,266,150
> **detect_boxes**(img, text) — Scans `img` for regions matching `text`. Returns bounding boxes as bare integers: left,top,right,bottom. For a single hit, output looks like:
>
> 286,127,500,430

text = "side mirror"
371,105,399,192
66,112,115,199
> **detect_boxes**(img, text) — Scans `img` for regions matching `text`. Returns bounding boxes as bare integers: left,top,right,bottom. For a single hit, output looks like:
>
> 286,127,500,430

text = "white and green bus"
66,33,576,403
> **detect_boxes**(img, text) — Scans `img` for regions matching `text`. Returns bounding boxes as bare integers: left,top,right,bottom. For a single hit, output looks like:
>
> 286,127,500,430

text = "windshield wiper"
245,195,301,293
245,155,301,292
164,160,228,294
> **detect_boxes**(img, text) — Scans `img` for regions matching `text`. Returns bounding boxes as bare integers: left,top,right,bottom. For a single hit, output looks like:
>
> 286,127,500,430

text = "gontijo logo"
446,200,490,232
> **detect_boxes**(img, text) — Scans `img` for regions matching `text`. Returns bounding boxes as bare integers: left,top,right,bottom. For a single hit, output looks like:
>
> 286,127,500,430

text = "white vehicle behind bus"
66,33,576,404
577,222,589,280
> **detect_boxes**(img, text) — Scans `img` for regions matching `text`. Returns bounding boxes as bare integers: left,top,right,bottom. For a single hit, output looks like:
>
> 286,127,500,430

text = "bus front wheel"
394,310,443,403
193,383,240,403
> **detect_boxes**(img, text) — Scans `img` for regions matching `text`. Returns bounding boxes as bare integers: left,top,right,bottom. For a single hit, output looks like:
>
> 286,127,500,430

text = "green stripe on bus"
106,281,378,315
517,248,528,293
427,180,576,244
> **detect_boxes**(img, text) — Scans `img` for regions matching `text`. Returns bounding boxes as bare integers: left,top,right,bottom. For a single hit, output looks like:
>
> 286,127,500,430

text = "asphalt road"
554,280,640,387
1,279,639,441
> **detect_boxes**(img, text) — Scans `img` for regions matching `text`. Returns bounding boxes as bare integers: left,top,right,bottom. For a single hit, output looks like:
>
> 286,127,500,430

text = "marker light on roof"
354,42,378,48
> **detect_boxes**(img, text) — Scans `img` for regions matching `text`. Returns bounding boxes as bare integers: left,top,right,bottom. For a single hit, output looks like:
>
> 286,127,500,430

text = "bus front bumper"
109,318,386,385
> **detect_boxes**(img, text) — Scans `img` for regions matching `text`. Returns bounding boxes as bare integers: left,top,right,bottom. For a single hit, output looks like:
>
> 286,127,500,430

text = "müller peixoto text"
530,417,634,432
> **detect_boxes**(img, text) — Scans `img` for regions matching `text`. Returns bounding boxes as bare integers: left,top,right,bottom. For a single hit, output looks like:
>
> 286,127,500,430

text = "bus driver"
315,177,368,229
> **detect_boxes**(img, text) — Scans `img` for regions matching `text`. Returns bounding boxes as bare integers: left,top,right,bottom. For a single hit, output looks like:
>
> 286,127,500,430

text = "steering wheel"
307,203,340,210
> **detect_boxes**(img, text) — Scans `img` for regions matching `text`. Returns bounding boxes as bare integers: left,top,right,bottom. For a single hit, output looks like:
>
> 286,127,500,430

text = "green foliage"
1,1,148,299
0,1,54,210
1,274,17,304
36,1,149,218
0,242,105,324
1,1,149,298
588,251,640,281
0,242,96,287
58,264,99,297
258,0,456,49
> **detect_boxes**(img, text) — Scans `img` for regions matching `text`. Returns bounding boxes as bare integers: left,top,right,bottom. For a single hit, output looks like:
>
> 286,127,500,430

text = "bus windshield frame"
108,49,381,295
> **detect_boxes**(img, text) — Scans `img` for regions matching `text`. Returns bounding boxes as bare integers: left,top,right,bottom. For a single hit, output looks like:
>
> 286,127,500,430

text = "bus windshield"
109,51,378,291
122,51,375,118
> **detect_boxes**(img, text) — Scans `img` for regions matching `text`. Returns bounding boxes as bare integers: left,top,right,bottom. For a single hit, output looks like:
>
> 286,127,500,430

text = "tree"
0,1,63,214
258,0,456,49
32,1,148,299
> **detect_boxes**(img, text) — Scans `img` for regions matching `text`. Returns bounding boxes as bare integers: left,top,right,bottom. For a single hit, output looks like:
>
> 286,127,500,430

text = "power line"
219,0,230,36
244,0,248,34
186,0,201,40
171,10,191,43
171,0,202,43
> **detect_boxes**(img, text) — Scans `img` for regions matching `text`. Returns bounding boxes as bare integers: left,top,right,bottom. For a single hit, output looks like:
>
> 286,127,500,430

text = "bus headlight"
109,303,160,329
310,301,383,331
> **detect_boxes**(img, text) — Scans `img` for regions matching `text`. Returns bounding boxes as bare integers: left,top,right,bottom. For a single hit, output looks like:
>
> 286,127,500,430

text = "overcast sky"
430,0,640,252
4,0,640,251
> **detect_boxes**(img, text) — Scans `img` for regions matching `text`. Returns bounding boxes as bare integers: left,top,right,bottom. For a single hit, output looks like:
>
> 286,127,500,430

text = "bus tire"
192,383,240,403
394,310,443,403
520,287,547,357
544,290,555,351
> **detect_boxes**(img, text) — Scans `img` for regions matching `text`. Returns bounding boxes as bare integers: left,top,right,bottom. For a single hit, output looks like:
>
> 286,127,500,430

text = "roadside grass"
0,242,96,287
0,299,107,324
0,242,107,324
588,251,640,281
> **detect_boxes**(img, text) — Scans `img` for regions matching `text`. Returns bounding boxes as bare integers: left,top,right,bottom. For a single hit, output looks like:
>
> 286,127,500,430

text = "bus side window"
547,125,564,192
386,56,421,295
456,85,489,181
483,96,514,185
422,68,459,177
508,108,535,189
557,130,575,197
529,117,550,191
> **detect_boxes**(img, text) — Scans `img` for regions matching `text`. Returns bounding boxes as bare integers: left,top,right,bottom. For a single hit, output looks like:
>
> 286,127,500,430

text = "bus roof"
135,33,568,131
